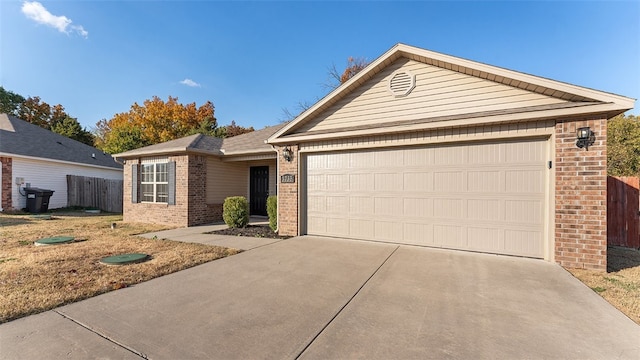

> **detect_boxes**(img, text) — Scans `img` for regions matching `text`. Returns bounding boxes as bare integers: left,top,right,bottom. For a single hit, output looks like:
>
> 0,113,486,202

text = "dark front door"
250,166,269,216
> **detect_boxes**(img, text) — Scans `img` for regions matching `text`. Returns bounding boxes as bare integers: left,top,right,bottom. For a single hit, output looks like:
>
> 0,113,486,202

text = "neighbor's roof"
268,43,635,144
0,113,122,170
113,122,287,159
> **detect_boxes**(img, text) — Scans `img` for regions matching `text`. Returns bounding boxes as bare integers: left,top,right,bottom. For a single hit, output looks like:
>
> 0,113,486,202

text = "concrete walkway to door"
1,236,639,359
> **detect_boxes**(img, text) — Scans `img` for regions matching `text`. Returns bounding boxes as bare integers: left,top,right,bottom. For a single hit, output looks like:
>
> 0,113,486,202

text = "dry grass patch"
0,212,239,323
569,246,640,325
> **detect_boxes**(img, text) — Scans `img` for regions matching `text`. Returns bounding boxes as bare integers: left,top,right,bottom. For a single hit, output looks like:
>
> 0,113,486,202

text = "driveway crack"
52,310,148,359
294,245,400,359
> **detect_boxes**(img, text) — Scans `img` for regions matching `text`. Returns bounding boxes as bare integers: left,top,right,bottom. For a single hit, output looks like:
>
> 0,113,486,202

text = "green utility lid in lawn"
30,214,52,220
100,253,150,265
35,236,75,246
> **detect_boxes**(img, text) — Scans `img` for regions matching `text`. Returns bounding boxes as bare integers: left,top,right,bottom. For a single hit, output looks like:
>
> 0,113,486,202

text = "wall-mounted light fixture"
576,127,596,150
282,146,293,162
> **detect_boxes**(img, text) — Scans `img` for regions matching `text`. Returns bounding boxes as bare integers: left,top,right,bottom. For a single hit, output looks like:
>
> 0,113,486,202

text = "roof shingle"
0,114,122,169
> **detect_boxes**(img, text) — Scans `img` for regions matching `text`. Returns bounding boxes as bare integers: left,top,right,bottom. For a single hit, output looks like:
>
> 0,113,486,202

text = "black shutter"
168,161,176,205
131,164,138,203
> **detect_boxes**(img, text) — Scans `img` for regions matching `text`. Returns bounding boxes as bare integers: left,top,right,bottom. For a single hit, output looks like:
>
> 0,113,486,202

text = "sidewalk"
139,217,283,250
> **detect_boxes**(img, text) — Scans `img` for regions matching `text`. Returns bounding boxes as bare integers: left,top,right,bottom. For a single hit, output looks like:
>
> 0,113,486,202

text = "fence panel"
67,175,123,213
607,176,640,248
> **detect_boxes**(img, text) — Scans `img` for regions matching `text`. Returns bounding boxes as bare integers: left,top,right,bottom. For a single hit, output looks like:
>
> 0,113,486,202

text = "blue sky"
1,1,638,131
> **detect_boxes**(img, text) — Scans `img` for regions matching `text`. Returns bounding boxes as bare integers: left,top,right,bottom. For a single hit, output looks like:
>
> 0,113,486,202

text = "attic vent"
388,70,416,97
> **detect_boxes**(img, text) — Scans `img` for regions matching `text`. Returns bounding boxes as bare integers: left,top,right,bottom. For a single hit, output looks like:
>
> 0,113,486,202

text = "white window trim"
140,162,169,203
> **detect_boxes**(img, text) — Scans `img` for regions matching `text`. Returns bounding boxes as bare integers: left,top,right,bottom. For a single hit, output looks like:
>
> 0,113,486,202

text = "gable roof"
0,113,122,170
268,43,635,144
113,122,287,159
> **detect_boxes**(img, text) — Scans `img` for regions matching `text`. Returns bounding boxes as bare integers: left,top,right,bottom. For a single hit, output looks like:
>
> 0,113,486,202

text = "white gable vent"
388,70,416,97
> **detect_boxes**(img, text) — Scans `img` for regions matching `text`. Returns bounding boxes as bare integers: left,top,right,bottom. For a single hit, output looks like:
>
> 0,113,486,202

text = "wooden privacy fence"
67,175,123,213
607,176,640,249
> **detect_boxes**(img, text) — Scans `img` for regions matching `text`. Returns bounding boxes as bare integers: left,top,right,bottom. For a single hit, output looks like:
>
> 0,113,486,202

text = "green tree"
608,114,640,176
51,116,95,146
0,86,25,115
100,123,150,154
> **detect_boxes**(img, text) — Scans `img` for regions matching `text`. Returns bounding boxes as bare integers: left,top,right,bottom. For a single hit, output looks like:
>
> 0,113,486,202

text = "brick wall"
277,145,299,236
123,154,222,227
1,157,12,210
555,117,608,270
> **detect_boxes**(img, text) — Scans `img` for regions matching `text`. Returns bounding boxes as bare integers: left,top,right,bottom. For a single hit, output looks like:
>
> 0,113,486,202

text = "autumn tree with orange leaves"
95,96,255,154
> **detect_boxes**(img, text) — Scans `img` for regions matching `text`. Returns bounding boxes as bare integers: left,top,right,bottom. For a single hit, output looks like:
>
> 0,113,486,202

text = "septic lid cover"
100,253,150,265
35,236,75,246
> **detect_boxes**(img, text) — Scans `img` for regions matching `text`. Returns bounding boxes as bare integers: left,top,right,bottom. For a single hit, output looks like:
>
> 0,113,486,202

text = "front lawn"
0,212,239,323
569,246,640,325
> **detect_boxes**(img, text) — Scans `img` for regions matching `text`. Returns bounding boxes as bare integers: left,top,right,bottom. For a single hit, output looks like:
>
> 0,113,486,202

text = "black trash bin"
25,188,54,213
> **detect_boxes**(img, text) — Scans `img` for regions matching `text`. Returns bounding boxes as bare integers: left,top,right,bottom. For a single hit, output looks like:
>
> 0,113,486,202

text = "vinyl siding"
205,158,277,204
295,58,567,134
11,157,123,210
300,120,555,153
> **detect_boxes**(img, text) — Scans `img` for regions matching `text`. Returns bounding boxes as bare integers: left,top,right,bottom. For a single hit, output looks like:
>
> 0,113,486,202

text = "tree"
282,56,370,121
608,113,640,176
0,86,25,115
220,120,255,138
95,96,218,154
324,56,370,90
51,116,95,146
16,96,52,128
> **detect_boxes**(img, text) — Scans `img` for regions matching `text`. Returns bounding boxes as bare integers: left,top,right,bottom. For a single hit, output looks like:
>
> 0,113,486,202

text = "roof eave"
268,102,631,145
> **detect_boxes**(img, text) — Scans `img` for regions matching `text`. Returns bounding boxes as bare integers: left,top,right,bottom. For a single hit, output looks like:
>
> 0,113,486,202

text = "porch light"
576,127,595,150
282,146,293,162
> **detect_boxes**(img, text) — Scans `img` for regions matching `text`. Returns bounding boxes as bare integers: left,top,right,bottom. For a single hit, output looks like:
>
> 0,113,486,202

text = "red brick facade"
1,157,12,210
277,145,299,236
123,154,220,227
555,116,608,270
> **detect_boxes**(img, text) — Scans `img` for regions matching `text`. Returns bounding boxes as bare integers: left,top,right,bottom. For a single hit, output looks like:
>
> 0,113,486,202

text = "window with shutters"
140,163,169,203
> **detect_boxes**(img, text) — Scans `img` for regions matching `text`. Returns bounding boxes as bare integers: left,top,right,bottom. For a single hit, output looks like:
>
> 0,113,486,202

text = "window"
140,163,169,203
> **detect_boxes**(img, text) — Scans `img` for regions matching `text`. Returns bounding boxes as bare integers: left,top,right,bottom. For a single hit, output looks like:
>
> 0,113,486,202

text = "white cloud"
21,1,88,38
180,79,201,87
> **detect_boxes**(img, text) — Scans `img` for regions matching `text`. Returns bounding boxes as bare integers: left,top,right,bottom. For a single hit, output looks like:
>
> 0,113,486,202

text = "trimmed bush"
223,196,249,228
267,195,277,232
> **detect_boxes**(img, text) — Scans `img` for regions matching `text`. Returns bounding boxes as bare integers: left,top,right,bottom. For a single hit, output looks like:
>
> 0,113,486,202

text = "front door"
250,166,269,216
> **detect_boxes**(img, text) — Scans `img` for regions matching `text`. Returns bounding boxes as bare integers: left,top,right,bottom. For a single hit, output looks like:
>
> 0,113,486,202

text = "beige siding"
304,138,549,258
206,157,248,204
295,58,566,134
206,158,277,204
300,120,555,153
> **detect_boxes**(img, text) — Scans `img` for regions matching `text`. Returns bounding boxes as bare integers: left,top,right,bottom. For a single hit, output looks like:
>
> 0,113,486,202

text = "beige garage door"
304,138,548,258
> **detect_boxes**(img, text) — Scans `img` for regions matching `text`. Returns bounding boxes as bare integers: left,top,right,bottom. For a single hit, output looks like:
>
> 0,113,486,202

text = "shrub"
267,196,277,231
223,196,249,228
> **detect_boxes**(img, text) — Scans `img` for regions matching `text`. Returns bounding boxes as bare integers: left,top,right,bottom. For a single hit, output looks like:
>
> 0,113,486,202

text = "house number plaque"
281,174,295,183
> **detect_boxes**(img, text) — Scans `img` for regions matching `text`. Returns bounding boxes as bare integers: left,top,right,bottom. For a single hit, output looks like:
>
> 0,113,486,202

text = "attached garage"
269,43,634,270
303,137,549,258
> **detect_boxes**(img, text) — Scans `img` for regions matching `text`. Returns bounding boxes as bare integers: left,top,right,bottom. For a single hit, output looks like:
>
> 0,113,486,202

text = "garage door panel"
349,219,374,238
467,199,502,221
403,198,433,218
468,171,502,192
403,172,433,191
305,138,548,258
374,221,403,241
467,227,503,252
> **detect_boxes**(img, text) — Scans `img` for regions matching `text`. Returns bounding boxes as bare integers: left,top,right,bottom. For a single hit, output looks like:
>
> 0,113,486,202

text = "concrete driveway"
1,236,639,359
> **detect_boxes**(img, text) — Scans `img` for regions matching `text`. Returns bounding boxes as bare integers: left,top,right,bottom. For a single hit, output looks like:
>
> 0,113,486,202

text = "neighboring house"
119,44,635,271
0,114,123,211
114,123,286,226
